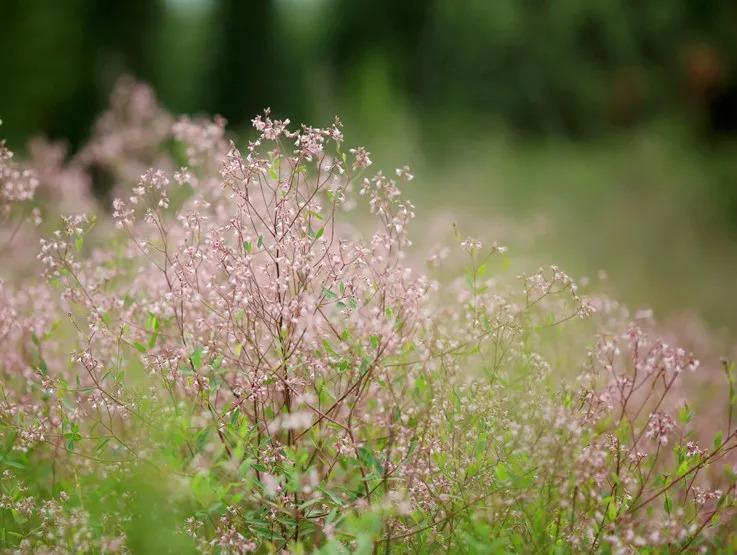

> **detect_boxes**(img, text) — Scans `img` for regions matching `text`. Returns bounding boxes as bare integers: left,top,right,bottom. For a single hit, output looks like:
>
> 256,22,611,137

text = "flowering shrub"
1,81,737,553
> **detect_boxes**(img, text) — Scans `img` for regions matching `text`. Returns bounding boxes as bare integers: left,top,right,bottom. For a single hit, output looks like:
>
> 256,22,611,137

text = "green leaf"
616,419,631,444
147,313,160,331
191,347,204,370
133,342,147,353
102,312,113,327
3,460,25,470
494,463,511,482
195,429,209,452
607,500,617,521
211,355,224,370
358,446,384,476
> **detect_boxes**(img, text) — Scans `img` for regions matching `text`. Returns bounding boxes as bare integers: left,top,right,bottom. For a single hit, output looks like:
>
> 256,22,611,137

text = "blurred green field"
2,0,737,332
334,118,737,336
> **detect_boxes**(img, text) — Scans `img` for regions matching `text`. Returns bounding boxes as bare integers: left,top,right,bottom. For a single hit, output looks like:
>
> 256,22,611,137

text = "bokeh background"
2,0,737,333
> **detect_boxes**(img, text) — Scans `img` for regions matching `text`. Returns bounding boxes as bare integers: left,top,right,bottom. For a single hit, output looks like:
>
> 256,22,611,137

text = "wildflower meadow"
1,80,736,554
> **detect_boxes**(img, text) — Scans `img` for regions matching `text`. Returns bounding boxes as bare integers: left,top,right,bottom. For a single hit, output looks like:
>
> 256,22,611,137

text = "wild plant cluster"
1,80,736,554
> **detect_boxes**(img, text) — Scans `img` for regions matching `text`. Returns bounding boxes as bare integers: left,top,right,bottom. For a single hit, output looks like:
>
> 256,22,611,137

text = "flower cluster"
0,79,735,553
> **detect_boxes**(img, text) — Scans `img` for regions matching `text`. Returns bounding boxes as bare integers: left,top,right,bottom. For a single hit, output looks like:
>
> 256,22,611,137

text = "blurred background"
2,0,737,333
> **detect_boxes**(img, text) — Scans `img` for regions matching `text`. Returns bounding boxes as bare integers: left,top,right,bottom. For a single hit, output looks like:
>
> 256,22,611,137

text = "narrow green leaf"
191,347,204,370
